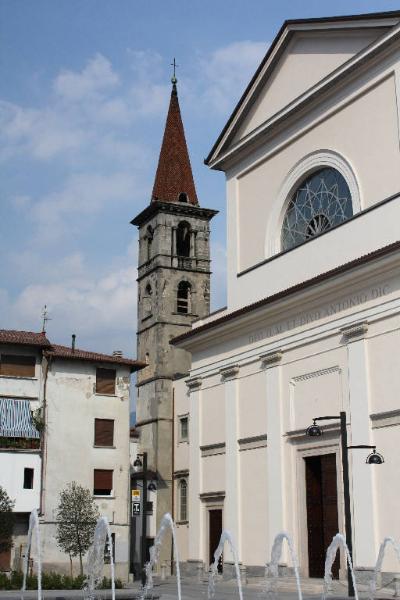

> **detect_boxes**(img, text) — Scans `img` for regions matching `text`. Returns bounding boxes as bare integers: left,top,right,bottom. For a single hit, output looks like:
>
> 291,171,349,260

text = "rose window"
281,167,353,251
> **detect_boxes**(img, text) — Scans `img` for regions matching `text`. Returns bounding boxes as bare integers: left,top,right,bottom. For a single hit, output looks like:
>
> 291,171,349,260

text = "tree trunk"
79,551,83,576
69,553,73,578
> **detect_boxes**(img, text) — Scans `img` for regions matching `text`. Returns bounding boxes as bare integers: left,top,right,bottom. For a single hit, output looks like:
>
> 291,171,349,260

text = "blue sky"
1,0,399,357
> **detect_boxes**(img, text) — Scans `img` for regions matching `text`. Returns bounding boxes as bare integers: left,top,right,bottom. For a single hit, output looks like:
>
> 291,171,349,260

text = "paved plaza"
0,576,396,600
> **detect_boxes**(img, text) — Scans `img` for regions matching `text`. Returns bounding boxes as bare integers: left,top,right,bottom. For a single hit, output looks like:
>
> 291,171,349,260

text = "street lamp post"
306,411,384,597
133,452,157,586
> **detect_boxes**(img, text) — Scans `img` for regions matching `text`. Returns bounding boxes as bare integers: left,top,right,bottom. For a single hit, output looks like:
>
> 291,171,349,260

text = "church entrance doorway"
209,509,223,573
305,454,339,578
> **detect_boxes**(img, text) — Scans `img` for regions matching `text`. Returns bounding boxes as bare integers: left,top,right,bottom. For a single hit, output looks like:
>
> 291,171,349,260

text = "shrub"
0,571,103,590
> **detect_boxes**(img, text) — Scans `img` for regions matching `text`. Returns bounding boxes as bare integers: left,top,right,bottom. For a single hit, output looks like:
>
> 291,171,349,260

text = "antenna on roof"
41,305,51,333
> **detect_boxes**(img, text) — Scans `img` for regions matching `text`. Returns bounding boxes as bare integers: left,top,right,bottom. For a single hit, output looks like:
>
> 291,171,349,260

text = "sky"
1,0,400,358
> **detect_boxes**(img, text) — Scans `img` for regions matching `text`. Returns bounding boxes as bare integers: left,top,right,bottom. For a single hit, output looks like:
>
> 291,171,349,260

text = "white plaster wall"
41,359,131,577
236,29,384,140
175,520,189,563
200,385,225,446
202,454,225,493
373,425,400,552
174,377,190,472
236,76,400,272
238,371,268,440
367,324,400,414
0,451,41,512
240,447,268,565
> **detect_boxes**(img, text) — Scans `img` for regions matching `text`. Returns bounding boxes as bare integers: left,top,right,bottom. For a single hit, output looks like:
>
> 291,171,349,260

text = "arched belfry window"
143,283,153,319
178,192,188,203
179,479,188,521
177,281,191,314
281,167,353,252
176,221,191,257
146,225,154,261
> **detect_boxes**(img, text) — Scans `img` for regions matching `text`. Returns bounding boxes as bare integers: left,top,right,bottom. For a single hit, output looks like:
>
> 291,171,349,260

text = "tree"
56,482,99,576
0,486,15,557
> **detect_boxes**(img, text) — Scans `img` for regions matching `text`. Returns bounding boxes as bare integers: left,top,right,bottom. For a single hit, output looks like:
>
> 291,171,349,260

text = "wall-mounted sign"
132,502,141,516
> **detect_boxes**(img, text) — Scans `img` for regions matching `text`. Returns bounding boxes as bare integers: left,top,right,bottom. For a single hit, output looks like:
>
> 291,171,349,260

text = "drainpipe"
39,356,50,516
170,386,175,575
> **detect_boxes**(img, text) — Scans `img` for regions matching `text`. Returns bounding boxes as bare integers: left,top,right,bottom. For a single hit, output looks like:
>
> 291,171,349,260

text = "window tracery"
281,167,353,251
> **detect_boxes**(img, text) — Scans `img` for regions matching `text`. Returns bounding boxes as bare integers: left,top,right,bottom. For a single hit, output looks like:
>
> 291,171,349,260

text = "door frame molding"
294,437,345,579
202,498,224,568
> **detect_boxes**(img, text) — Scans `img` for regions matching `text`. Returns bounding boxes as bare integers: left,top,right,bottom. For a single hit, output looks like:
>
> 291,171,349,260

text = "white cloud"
30,171,137,242
0,242,138,356
199,41,267,114
0,100,87,160
54,53,120,101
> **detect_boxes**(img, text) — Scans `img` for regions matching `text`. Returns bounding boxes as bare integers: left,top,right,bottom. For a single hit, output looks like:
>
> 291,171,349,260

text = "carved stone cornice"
340,321,368,341
186,376,202,391
260,350,283,368
220,364,240,381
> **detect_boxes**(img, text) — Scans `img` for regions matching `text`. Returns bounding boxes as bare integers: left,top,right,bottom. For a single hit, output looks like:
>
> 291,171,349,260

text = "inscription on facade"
248,284,390,344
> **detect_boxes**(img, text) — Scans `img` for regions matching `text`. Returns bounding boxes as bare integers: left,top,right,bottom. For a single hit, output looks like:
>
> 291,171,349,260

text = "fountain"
369,537,400,598
21,509,42,600
84,516,115,600
208,531,243,600
17,508,400,600
265,532,302,600
323,534,358,600
141,512,181,600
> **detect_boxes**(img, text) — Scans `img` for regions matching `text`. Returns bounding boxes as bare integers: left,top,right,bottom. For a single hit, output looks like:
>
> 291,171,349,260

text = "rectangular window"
179,416,188,441
23,468,34,489
94,419,114,447
0,355,35,378
96,368,116,395
146,501,153,514
93,469,113,495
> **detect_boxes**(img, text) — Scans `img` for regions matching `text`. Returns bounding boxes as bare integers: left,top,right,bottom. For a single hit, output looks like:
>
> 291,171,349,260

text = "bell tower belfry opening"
131,75,217,573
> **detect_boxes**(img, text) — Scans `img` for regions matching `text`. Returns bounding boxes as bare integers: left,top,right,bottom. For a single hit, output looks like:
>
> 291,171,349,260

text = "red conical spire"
151,80,199,205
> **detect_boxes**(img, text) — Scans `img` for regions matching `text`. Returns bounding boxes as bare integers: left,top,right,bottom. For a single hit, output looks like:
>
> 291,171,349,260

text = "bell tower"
131,75,217,566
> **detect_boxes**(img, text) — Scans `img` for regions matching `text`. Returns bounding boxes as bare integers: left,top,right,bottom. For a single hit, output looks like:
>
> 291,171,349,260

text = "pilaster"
260,350,285,551
187,377,203,561
341,322,377,567
220,364,241,562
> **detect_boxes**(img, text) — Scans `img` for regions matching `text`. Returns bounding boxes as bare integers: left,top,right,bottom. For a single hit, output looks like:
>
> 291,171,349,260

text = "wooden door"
209,509,223,572
305,454,339,578
0,547,11,571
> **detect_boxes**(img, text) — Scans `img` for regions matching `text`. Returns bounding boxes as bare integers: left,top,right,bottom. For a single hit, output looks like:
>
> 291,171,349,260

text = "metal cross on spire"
171,57,178,84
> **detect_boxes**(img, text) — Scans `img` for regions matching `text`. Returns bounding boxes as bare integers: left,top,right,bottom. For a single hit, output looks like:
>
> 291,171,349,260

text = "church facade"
171,11,400,582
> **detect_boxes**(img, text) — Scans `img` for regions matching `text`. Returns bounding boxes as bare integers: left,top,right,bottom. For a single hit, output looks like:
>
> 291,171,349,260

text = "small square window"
96,368,116,395
94,419,114,447
23,468,34,489
93,469,113,496
179,416,188,441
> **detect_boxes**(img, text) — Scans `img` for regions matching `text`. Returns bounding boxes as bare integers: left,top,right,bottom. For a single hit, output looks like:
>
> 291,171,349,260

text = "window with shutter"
96,368,116,395
93,469,113,495
0,355,36,378
94,419,114,447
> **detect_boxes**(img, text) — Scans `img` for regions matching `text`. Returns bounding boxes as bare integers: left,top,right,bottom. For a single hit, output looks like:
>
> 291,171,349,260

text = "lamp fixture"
366,448,384,465
306,419,322,437
133,456,143,469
